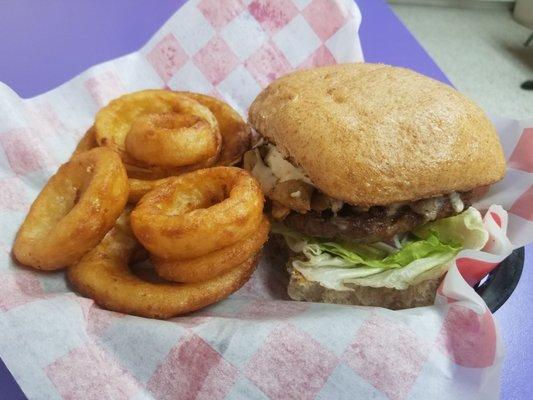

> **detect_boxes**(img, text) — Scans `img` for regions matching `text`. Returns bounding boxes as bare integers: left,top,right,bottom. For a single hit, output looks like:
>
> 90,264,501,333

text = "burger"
245,63,506,309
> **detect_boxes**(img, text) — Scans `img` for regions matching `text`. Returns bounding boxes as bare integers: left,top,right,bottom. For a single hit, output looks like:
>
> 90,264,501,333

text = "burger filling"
244,144,490,291
244,142,473,242
282,192,472,244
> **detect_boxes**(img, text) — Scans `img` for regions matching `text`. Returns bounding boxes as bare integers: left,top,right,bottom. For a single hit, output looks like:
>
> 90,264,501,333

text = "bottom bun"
287,265,444,310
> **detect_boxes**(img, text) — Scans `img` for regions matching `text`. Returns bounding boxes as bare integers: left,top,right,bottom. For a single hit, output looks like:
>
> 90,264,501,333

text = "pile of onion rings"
131,166,269,283
68,210,259,319
153,217,270,283
12,90,266,319
95,90,221,168
90,89,250,201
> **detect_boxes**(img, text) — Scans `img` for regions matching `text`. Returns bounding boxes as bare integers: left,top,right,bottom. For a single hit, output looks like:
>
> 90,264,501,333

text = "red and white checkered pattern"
0,269,44,312
0,1,530,399
142,0,363,114
146,33,189,83
436,305,497,369
343,314,430,400
46,342,142,400
245,323,338,400
147,333,239,399
510,185,533,221
0,177,31,211
0,128,57,175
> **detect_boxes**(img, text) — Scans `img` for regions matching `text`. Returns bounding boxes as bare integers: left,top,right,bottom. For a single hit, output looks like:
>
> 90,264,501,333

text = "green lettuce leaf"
273,207,488,291
313,235,460,270
413,206,488,250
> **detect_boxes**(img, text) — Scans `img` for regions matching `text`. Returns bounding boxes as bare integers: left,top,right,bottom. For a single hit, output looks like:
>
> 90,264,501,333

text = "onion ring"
123,92,250,193
13,147,128,270
124,163,172,180
153,217,269,283
123,144,224,180
95,90,220,167
130,166,264,259
123,161,217,181
71,127,195,183
176,92,251,166
72,126,97,156
125,113,219,168
67,214,258,319
128,177,174,203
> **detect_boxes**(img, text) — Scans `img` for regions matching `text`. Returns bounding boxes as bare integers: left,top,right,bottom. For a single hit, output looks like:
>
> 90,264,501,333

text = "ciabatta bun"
249,63,505,206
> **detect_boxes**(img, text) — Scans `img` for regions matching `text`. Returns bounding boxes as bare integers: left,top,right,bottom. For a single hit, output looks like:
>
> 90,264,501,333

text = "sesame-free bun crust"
249,63,505,206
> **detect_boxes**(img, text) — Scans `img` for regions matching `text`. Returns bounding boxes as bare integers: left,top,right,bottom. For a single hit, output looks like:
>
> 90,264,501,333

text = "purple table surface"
0,1,530,399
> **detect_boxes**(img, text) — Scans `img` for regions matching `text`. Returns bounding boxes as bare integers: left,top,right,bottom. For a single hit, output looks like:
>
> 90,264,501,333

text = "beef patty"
283,191,475,243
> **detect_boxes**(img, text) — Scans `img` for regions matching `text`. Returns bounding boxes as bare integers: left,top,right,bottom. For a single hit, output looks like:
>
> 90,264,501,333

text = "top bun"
249,63,505,206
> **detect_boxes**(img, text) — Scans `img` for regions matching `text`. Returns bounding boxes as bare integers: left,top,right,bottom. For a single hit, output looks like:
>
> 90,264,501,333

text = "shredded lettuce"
274,207,488,291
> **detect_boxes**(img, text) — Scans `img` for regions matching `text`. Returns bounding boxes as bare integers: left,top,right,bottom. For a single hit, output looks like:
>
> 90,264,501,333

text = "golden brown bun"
288,267,442,310
249,63,506,206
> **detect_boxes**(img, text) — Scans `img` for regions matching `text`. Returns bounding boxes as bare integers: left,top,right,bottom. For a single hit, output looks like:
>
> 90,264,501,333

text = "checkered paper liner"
0,0,531,399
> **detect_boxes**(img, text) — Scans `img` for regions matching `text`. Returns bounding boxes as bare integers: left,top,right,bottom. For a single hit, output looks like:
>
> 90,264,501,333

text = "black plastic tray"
474,247,524,313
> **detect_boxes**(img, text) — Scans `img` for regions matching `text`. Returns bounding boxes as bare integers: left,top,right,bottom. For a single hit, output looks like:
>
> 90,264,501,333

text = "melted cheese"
249,145,346,213
330,199,344,214
409,197,445,221
449,192,464,213
250,149,277,193
263,145,313,184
